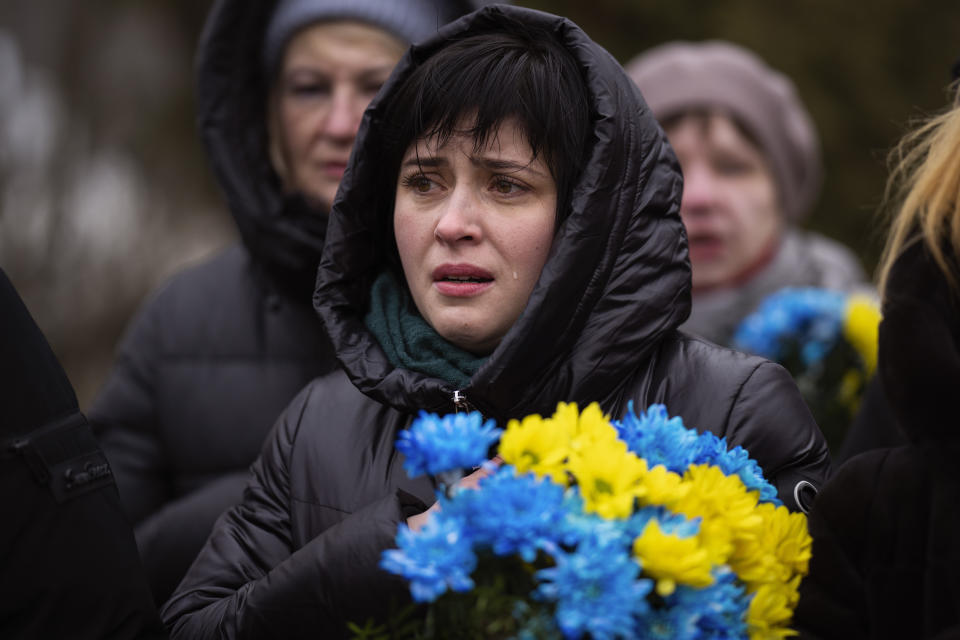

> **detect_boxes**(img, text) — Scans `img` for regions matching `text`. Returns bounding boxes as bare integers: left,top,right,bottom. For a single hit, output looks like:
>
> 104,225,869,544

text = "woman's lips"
432,264,494,297
320,161,348,179
688,234,725,262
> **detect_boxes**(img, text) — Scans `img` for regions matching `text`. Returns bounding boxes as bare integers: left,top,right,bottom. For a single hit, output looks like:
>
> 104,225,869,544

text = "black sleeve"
161,387,415,639
0,269,77,436
0,268,167,639
836,375,907,464
793,453,885,640
135,470,251,606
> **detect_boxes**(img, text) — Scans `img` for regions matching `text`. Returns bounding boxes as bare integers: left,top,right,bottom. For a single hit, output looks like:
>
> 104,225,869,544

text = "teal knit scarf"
364,271,487,388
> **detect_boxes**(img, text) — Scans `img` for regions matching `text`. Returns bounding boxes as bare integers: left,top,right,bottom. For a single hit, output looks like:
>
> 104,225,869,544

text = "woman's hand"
406,457,502,532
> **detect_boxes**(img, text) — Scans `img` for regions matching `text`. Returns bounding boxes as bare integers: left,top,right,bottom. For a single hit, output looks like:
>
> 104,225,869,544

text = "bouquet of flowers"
372,402,811,639
733,287,881,451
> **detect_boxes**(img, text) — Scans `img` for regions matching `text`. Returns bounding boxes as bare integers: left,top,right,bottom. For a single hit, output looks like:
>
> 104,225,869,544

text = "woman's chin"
435,324,498,356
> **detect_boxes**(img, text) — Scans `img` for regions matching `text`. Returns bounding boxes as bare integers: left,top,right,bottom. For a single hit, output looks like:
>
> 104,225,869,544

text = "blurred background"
2,0,958,408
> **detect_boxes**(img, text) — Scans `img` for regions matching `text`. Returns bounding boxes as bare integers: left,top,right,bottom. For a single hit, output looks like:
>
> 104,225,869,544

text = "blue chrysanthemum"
380,515,477,603
552,503,634,556
441,467,569,562
535,530,653,640
613,402,699,473
666,569,749,639
690,429,730,467
396,410,501,477
733,287,846,367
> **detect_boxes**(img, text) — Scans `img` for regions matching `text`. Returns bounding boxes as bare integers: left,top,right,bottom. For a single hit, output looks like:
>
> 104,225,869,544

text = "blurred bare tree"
0,0,232,406
2,0,958,408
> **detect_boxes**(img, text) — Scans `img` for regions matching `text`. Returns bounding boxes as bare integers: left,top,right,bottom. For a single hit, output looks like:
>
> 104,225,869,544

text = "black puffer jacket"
162,6,831,637
87,0,338,605
795,239,960,638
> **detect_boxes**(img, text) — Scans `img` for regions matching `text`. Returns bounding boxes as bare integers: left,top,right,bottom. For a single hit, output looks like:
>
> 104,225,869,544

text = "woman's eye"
401,174,436,193
713,157,752,176
286,74,333,98
361,81,385,96
287,81,331,98
492,178,525,195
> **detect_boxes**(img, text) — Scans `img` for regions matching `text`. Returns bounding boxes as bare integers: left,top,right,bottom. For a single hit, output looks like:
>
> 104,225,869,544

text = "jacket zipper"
452,389,477,413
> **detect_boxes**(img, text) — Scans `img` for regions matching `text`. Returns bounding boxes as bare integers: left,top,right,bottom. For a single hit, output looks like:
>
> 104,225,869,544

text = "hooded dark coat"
86,0,338,605
0,269,166,639
795,238,960,638
161,6,831,638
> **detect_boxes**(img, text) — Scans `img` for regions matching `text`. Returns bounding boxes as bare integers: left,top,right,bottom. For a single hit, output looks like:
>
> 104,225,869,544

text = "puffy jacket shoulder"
632,332,832,511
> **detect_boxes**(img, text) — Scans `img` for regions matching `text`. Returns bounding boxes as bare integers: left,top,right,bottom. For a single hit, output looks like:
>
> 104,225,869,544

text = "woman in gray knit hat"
88,0,474,607
627,41,867,347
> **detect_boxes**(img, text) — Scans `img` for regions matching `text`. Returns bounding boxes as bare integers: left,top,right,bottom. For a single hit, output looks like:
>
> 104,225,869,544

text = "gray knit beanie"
264,0,471,75
626,41,821,221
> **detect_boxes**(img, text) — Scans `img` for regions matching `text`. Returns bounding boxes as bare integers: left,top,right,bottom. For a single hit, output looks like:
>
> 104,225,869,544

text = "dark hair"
379,20,592,225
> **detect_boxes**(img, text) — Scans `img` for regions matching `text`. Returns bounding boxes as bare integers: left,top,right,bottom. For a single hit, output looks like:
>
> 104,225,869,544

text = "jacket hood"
194,0,476,291
195,0,315,288
315,4,690,420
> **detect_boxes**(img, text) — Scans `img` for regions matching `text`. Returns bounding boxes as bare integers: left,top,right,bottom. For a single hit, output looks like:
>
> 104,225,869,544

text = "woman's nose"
434,186,483,244
322,89,363,142
680,164,718,215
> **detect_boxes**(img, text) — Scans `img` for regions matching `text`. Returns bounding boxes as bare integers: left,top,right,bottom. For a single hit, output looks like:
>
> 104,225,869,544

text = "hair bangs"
408,43,552,169
382,23,591,215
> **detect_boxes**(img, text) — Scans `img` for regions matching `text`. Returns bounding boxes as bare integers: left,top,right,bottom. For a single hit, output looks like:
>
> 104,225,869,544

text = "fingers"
406,457,503,531
406,501,441,532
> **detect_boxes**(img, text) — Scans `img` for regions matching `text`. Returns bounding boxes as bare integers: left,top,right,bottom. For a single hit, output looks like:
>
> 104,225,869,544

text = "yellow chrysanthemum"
747,581,800,639
730,503,810,588
843,294,881,375
637,464,688,507
633,519,714,596
695,516,738,568
548,401,581,437
554,401,619,456
567,437,646,519
499,413,571,485
668,465,763,566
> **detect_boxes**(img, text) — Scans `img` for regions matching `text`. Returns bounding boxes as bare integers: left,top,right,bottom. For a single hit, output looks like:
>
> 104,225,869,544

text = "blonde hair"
878,82,960,296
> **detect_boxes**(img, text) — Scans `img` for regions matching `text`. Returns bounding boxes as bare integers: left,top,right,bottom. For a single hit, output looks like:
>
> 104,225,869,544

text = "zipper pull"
452,390,476,413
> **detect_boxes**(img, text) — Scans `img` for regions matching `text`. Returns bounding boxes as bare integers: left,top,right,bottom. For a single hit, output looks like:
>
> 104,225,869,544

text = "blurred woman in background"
627,41,867,348
88,0,473,605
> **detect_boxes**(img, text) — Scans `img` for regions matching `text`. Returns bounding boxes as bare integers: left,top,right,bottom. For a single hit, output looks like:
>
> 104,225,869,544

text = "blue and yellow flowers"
381,403,812,639
733,287,882,452
733,287,879,378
